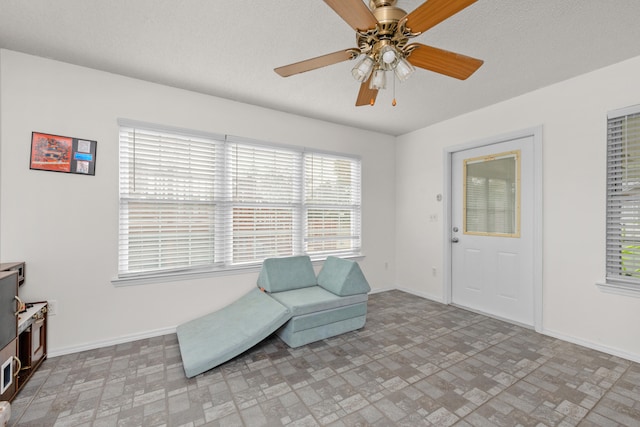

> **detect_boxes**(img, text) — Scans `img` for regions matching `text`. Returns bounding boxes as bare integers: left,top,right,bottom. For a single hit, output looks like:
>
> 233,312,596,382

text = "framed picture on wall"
29,132,97,175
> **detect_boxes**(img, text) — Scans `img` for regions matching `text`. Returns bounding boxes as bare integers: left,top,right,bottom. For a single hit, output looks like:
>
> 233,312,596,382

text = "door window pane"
464,150,520,237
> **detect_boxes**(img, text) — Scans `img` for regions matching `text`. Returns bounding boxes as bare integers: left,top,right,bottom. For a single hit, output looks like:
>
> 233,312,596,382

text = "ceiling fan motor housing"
358,0,410,66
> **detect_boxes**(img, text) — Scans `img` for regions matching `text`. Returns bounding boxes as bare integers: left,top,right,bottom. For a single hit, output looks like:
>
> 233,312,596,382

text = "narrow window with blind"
605,105,640,295
117,122,362,283
304,153,362,255
227,138,303,265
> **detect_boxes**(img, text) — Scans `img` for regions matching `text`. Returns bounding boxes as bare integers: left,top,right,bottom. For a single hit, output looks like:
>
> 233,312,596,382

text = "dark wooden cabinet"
0,263,47,402
0,270,19,401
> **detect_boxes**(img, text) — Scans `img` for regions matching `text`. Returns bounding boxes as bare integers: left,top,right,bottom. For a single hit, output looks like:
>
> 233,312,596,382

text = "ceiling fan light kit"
351,54,375,82
394,57,415,82
275,0,484,107
380,45,398,64
370,68,387,90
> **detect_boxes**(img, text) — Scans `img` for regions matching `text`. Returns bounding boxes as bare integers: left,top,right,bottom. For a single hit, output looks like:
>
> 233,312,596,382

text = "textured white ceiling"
2,0,640,136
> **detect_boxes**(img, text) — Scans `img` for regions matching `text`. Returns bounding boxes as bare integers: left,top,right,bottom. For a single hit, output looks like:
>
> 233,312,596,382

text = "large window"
605,106,640,294
118,122,361,281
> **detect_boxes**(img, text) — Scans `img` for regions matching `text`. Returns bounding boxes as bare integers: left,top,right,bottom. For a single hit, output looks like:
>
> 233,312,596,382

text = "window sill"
111,253,365,287
596,281,640,298
112,264,261,287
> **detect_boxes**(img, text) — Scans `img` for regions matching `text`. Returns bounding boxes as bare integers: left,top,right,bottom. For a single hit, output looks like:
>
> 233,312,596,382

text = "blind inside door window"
607,111,640,284
464,153,519,237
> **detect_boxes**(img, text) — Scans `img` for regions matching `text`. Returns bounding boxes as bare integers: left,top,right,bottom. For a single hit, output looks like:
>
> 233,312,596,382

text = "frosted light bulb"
380,45,397,64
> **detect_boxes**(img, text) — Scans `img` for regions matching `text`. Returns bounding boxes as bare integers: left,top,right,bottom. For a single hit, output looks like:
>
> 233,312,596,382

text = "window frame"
599,104,640,298
114,120,362,286
463,150,521,238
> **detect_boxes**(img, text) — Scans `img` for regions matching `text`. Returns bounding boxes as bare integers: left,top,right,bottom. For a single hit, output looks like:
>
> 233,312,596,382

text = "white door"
451,135,534,326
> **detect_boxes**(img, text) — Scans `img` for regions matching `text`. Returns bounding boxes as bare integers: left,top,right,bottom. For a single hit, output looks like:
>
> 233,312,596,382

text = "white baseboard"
369,286,395,294
395,286,446,304
390,288,640,364
47,287,406,357
48,287,395,357
542,327,640,364
48,326,177,358
48,289,640,367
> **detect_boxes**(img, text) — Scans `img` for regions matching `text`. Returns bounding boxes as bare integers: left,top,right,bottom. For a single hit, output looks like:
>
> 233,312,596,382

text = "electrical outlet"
432,267,437,277
48,299,58,316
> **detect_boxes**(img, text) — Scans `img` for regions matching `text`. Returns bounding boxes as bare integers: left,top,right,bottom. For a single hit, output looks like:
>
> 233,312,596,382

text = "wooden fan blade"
407,43,483,80
275,49,357,77
324,0,378,31
404,0,477,34
355,75,378,106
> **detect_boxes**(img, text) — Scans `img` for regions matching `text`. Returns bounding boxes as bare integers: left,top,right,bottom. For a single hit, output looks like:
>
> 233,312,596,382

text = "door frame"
443,126,543,332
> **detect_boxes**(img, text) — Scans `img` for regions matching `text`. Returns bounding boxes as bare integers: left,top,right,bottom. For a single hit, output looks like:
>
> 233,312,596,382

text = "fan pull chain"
392,74,397,107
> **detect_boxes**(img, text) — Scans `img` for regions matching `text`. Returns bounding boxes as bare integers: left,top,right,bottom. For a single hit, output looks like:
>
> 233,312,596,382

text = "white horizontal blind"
119,125,362,279
119,127,223,276
227,141,302,264
304,153,361,255
607,109,640,285
465,156,517,235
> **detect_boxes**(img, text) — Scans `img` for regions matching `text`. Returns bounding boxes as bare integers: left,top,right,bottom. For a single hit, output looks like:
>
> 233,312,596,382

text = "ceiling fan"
274,0,484,107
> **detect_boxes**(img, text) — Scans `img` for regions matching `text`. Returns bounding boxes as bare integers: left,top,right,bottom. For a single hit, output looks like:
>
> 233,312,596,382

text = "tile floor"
8,290,640,426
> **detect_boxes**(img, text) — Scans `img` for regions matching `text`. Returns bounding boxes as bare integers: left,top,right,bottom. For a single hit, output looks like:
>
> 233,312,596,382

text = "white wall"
0,49,396,355
396,54,640,362
5,46,640,363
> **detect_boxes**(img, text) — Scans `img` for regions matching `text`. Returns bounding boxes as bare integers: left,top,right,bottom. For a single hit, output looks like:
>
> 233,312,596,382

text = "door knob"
451,237,459,243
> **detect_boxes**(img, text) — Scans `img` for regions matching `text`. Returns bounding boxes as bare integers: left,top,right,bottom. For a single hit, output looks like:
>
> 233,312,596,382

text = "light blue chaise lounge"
177,255,370,377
